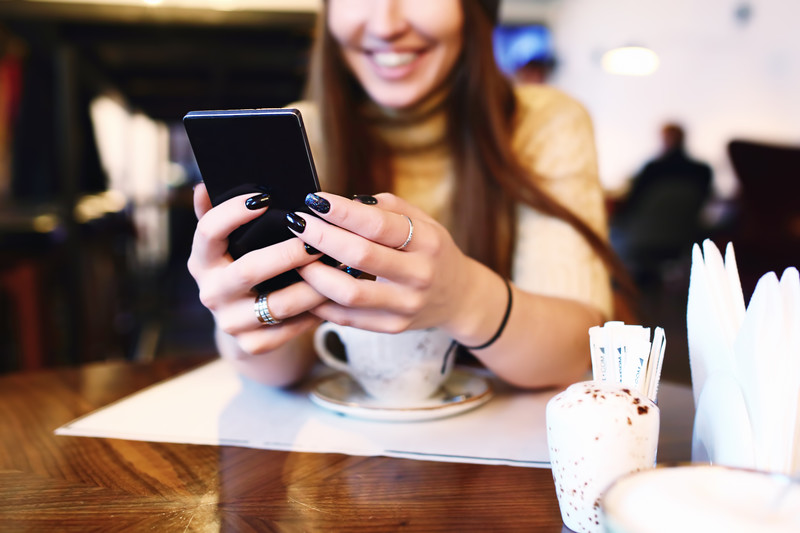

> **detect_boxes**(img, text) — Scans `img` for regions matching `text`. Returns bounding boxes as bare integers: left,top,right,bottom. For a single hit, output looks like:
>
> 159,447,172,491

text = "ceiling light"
601,46,660,76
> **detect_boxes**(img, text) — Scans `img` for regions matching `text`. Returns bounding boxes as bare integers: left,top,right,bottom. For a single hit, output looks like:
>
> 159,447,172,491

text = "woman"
187,0,627,389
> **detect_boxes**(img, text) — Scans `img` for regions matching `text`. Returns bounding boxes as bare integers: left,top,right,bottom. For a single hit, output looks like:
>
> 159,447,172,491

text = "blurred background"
1,0,798,384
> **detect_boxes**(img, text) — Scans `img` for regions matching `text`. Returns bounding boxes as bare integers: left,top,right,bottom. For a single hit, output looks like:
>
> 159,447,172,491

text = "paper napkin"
688,239,800,475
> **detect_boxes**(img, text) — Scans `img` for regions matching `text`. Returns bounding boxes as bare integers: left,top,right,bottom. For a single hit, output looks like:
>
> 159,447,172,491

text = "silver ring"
396,215,414,250
255,293,282,325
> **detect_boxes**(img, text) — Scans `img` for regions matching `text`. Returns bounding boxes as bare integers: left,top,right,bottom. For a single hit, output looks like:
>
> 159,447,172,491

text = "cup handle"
313,322,352,374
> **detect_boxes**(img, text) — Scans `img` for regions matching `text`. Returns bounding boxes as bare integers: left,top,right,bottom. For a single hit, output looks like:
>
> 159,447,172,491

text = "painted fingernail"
286,212,306,233
304,243,320,255
305,193,330,214
245,193,270,210
341,265,363,278
352,194,377,205
320,255,340,267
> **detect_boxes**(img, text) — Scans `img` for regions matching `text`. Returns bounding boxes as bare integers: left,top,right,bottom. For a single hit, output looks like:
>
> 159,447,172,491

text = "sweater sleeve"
510,85,613,319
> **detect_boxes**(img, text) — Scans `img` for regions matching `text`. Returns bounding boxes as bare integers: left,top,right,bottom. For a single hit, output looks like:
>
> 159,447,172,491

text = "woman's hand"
287,192,507,345
187,184,327,381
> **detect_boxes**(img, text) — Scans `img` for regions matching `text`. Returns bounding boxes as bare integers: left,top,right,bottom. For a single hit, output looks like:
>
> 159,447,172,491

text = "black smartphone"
183,108,321,293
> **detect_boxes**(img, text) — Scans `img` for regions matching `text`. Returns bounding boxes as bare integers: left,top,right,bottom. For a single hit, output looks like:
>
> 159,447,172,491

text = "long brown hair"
306,0,636,308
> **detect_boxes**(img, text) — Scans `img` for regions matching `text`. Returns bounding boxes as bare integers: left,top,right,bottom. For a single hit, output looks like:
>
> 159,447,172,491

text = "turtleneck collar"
360,83,450,155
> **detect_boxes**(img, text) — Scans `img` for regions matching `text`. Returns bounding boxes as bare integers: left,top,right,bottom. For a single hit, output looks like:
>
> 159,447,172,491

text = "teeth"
372,51,417,68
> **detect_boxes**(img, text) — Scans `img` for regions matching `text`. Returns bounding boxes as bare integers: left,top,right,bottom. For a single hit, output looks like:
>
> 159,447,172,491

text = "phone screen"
183,108,321,292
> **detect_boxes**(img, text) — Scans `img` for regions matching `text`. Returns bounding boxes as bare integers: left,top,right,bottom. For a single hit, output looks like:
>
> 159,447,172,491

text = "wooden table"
0,357,695,531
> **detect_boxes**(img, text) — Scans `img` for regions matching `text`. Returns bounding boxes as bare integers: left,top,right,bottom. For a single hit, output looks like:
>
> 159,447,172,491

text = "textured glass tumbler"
546,381,660,533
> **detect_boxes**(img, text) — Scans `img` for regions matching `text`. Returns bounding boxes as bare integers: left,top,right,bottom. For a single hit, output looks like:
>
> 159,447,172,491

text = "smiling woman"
187,0,632,390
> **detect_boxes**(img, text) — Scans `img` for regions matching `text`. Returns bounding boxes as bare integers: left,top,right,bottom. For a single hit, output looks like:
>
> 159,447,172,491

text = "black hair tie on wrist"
463,277,513,351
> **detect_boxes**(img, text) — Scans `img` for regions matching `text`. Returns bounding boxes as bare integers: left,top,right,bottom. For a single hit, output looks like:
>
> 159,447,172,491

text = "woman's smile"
365,47,431,79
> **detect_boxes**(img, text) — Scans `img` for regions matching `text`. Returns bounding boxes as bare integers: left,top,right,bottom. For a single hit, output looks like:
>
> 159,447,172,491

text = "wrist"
444,260,511,348
462,277,512,350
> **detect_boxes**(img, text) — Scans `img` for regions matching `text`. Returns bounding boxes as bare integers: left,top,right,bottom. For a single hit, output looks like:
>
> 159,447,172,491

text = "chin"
364,86,427,110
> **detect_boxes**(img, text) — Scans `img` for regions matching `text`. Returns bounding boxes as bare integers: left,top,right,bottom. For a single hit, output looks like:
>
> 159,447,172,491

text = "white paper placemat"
56,359,556,468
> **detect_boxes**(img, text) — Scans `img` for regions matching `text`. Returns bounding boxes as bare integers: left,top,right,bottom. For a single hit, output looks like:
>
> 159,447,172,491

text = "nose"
365,0,410,41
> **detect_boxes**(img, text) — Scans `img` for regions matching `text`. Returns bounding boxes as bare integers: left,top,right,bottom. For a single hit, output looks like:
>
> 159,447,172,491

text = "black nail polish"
341,265,363,278
304,243,320,255
286,212,306,233
352,194,378,205
320,255,340,267
245,193,270,210
305,193,330,214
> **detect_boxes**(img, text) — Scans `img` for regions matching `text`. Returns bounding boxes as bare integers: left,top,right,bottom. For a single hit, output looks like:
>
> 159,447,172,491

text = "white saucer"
309,368,493,422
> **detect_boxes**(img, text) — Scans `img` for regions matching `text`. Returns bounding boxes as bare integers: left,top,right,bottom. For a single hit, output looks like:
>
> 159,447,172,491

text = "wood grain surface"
0,358,693,532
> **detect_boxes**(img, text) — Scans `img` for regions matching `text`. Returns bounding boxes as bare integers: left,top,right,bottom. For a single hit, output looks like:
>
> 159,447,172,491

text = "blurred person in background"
610,123,713,283
492,23,556,84
187,0,631,390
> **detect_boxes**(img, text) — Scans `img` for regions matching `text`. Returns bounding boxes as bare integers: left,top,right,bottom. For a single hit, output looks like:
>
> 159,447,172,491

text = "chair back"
728,140,800,236
727,139,800,287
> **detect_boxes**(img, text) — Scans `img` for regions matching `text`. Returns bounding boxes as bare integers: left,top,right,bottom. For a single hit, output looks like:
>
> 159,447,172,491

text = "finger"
298,263,423,316
233,313,322,357
367,192,433,222
190,192,272,269
289,214,435,287
215,280,328,335
198,238,323,304
310,301,414,334
297,261,423,314
304,192,429,251
193,183,213,220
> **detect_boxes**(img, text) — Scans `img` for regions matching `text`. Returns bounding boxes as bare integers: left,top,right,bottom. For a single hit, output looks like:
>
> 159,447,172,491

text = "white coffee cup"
313,323,456,404
546,380,660,533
